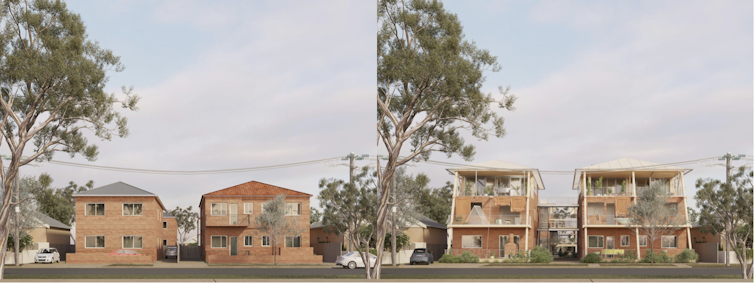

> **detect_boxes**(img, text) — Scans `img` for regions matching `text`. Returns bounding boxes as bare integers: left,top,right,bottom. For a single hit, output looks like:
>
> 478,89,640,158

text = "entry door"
229,204,238,225
500,236,508,258
230,236,238,256
606,236,615,249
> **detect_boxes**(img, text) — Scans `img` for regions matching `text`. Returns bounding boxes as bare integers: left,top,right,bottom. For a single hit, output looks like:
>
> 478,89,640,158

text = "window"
244,203,253,214
470,202,482,210
285,236,301,247
262,236,271,247
85,203,105,216
661,236,677,248
122,236,143,249
244,236,253,246
122,203,143,216
85,236,105,248
462,235,482,248
211,236,227,248
163,239,167,246
211,203,227,216
588,236,604,248
639,235,648,247
163,221,167,229
285,203,301,216
620,235,630,247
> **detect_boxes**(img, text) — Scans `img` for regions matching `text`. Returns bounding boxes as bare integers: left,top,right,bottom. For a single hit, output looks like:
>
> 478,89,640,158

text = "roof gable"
203,181,312,197
580,158,688,171
451,160,533,171
74,182,157,196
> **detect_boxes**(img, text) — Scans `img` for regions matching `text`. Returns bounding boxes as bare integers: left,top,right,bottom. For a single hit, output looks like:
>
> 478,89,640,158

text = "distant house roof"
203,181,312,197
310,221,324,229
578,158,690,171
447,160,545,190
37,213,71,230
417,217,447,230
72,182,166,210
163,212,175,218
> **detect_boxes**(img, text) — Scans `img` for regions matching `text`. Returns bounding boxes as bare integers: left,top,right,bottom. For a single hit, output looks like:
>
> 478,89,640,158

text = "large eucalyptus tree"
0,0,138,277
376,0,516,278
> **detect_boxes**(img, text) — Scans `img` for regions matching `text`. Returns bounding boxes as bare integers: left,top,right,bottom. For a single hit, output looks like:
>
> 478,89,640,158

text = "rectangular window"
620,235,630,247
122,236,143,249
661,236,677,248
285,236,301,247
163,239,167,246
462,235,483,248
85,236,105,248
85,203,105,216
285,203,301,216
211,236,227,248
639,235,648,247
262,236,271,247
588,236,604,248
211,203,227,216
163,221,167,229
244,236,253,246
244,203,253,214
122,203,143,216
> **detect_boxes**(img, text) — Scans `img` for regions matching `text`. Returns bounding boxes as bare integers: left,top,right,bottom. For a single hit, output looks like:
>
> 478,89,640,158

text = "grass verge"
4,274,742,280
690,263,743,268
599,263,674,266
486,263,589,266
108,263,153,267
206,263,329,266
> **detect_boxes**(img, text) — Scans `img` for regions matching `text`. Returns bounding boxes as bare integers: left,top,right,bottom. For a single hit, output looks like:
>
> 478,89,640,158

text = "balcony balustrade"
538,218,578,229
452,214,531,226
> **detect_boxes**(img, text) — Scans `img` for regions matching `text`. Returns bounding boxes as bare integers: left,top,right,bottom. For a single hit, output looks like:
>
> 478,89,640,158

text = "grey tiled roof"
73,182,156,196
163,212,176,218
419,217,447,230
37,213,71,230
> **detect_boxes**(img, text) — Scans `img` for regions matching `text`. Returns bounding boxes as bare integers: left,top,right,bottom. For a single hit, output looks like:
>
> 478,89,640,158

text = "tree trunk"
0,224,10,279
649,244,654,264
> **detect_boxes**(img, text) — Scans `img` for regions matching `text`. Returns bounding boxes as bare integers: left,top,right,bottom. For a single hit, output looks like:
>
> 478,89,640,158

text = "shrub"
368,249,377,255
502,251,529,263
674,249,699,263
558,249,565,257
611,249,637,263
530,246,553,263
439,254,460,263
572,251,578,258
581,253,601,263
641,250,672,263
457,251,480,263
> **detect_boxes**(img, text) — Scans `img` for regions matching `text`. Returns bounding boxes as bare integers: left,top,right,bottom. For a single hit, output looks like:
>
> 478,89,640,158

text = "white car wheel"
348,261,356,269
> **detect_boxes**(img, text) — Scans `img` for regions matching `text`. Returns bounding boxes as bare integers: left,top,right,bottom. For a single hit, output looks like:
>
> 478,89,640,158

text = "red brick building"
67,182,177,263
199,181,322,263
575,158,693,259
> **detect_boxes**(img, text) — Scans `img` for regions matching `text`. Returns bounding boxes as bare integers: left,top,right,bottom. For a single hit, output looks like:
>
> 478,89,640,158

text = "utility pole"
719,152,744,267
342,152,367,252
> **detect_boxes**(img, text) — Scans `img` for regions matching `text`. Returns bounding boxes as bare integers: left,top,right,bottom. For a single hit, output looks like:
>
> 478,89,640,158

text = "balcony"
207,214,251,227
635,186,683,197
452,213,530,226
586,213,631,225
538,218,578,229
229,214,251,226
538,197,578,206
585,186,630,197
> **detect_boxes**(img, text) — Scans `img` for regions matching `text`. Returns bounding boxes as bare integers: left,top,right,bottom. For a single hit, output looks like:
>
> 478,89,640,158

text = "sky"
5,0,752,239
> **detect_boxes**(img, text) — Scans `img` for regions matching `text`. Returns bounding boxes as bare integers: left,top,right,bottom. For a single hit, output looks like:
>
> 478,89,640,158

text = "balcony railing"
538,218,578,229
586,214,631,225
635,186,683,197
229,214,251,226
538,197,578,206
586,186,630,197
458,186,527,197
452,214,530,226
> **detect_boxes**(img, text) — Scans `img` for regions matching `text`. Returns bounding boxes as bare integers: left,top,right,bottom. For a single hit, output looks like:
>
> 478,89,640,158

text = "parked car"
109,249,143,256
336,252,377,269
409,248,433,265
34,248,60,264
165,246,178,259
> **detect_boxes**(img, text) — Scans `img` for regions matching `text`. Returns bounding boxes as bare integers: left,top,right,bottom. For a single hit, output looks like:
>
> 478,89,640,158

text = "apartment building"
537,197,579,257
67,182,178,263
199,181,322,263
446,160,544,259
574,158,693,259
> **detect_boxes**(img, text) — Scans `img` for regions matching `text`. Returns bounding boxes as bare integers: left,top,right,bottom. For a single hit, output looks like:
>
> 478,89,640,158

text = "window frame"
85,203,105,216
85,235,105,248
211,203,228,216
244,203,253,214
262,236,271,247
588,235,604,248
211,235,228,248
163,221,167,229
661,235,678,248
122,203,143,216
285,235,301,247
244,235,253,247
462,235,483,248
285,202,302,216
639,235,648,247
163,239,167,246
620,235,630,247
122,235,143,249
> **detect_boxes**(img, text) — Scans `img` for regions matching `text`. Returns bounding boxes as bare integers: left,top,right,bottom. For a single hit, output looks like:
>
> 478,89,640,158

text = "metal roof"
578,158,690,171
447,160,546,190
37,213,71,230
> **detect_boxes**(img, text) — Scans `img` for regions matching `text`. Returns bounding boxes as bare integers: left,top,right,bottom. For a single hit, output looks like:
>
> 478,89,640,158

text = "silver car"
165,246,178,259
336,252,377,269
35,248,60,264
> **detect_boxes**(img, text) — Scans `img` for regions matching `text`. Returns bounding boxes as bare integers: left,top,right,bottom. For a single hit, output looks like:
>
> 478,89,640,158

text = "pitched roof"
418,217,447,230
73,182,157,196
310,221,324,229
578,158,689,171
37,213,71,230
450,160,533,171
163,212,175,218
203,181,312,197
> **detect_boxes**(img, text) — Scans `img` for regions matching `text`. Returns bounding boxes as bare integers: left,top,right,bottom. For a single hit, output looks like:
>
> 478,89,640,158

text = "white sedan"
34,248,60,264
336,252,378,269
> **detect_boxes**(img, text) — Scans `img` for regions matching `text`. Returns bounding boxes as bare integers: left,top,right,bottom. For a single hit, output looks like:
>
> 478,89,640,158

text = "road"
4,267,742,277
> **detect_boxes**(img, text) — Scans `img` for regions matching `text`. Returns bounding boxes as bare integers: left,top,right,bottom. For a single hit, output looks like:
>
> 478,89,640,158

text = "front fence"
180,245,202,260
446,248,529,259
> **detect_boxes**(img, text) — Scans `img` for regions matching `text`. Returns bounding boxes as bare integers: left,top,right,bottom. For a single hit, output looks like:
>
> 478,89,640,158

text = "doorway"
230,236,238,256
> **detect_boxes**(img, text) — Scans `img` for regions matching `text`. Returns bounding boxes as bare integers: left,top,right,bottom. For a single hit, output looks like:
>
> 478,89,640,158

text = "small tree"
254,195,305,265
310,207,322,224
625,180,683,264
26,173,92,226
167,206,199,263
384,231,410,251
695,166,753,278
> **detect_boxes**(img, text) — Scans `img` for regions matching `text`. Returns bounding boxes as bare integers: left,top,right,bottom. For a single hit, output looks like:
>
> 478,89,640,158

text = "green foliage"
26,174,92,226
384,231,410,251
7,233,33,252
530,246,553,263
558,249,565,257
439,254,460,263
457,251,480,263
397,168,452,225
674,249,699,263
186,242,198,246
641,250,672,263
167,206,199,244
310,207,322,224
368,249,377,255
611,250,637,263
621,180,627,194
581,253,601,263
254,195,305,265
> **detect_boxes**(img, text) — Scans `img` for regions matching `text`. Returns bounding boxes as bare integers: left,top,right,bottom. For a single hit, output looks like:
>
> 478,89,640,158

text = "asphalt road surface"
4,267,742,277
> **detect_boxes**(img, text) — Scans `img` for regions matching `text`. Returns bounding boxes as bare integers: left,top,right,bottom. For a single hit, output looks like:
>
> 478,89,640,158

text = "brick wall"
583,228,689,257
452,227,533,257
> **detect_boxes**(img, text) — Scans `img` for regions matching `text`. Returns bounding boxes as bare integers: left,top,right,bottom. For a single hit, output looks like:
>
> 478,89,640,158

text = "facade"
67,182,178,263
199,181,322,263
574,158,693,259
537,197,579,257
447,160,544,259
